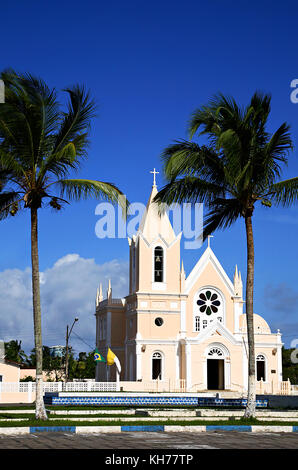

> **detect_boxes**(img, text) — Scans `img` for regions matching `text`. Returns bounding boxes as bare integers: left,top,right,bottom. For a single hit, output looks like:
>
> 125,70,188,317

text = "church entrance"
207,359,225,390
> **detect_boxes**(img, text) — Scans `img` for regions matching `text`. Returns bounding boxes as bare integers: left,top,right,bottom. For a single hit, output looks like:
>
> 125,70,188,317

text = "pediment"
185,247,234,296
188,321,238,346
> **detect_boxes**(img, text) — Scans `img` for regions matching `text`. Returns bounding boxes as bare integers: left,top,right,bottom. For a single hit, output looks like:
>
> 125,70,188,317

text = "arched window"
208,347,224,358
152,352,163,380
154,246,164,282
256,354,266,381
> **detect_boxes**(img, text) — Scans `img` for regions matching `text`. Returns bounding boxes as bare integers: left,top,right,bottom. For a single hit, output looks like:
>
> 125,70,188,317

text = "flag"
107,347,121,373
94,348,106,362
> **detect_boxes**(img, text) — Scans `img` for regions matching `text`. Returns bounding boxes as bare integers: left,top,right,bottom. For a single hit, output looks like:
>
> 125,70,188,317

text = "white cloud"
0,254,128,356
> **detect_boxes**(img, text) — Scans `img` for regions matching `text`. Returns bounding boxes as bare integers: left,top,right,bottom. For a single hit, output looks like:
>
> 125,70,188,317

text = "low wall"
119,381,177,392
0,392,34,404
257,395,298,409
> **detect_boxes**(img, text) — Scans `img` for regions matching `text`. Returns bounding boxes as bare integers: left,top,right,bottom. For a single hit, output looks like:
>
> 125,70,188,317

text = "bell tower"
128,169,182,295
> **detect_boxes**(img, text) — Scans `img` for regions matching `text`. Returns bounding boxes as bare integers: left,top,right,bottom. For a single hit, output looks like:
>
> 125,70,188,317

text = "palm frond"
269,177,298,206
56,179,129,215
161,140,226,187
203,198,242,240
53,85,96,154
0,191,22,220
154,177,226,208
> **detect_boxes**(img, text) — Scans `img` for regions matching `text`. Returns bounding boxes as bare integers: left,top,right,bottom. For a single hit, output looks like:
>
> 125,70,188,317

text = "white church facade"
95,178,283,394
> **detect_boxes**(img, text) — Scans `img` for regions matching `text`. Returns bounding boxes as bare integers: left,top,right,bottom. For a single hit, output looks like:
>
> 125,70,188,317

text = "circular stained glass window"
197,290,221,315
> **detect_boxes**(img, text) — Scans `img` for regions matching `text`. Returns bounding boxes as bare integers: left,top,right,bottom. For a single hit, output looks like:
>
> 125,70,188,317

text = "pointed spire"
96,283,103,307
233,265,243,297
138,181,177,244
96,287,99,307
181,261,185,278
107,279,112,304
207,235,214,248
180,261,186,292
234,265,238,283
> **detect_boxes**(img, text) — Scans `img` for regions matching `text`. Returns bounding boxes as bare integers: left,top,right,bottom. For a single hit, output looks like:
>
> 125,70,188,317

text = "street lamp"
65,317,79,383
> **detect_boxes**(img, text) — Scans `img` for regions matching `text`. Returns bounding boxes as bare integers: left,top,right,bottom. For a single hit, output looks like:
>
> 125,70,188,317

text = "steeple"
138,170,177,245
128,170,182,294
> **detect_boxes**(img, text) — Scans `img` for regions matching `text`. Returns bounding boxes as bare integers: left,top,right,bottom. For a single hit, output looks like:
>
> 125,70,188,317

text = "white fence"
0,381,118,403
0,381,118,393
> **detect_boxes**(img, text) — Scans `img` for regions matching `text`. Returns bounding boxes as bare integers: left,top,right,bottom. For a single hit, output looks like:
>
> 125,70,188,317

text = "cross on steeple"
150,168,159,187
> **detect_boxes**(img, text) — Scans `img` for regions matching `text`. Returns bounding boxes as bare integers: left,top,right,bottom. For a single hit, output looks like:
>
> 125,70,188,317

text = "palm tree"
0,70,128,420
4,339,28,364
154,92,297,417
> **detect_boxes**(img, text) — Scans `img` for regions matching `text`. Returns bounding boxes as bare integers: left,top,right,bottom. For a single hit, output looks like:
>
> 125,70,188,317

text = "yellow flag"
107,347,116,366
106,348,121,373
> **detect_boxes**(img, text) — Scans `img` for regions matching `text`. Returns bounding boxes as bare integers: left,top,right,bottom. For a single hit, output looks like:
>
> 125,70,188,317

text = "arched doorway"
152,351,163,380
205,345,230,390
256,354,266,381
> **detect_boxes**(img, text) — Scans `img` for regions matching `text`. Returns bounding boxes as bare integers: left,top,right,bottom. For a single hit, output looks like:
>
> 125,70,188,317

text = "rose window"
197,290,221,315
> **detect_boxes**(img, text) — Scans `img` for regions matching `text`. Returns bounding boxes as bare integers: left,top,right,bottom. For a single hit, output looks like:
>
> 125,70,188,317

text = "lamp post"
65,317,79,383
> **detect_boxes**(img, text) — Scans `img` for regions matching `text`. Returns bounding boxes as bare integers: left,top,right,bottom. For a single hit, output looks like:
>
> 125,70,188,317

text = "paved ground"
1,431,298,449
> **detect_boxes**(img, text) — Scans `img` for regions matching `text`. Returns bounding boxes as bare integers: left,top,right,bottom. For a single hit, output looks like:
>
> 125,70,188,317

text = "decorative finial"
150,168,159,187
181,261,185,277
96,283,103,307
207,235,214,248
234,265,238,281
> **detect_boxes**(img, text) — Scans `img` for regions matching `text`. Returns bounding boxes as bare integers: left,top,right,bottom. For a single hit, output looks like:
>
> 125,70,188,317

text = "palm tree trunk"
244,213,256,418
31,207,47,420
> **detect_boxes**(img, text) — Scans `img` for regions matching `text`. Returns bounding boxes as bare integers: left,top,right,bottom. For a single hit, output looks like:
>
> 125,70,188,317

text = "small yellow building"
95,180,283,394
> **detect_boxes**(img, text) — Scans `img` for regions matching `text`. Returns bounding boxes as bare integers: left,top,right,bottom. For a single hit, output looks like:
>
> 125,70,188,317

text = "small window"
154,246,164,282
195,316,200,332
203,320,208,329
155,317,164,327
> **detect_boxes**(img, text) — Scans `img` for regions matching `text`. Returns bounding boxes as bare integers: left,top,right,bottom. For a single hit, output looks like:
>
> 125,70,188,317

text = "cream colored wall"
137,237,181,293
193,334,244,390
0,363,20,382
19,369,56,381
140,343,178,382
0,392,33,403
0,364,33,403
138,313,180,340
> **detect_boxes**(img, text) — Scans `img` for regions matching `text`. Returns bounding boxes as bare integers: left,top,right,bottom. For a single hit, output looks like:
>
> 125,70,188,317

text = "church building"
95,175,283,393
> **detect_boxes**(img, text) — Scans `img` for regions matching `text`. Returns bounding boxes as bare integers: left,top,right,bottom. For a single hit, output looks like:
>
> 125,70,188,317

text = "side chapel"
95,174,283,393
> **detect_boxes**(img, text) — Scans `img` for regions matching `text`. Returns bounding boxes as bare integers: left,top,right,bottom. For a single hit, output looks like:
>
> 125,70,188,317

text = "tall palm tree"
0,70,128,420
154,92,297,417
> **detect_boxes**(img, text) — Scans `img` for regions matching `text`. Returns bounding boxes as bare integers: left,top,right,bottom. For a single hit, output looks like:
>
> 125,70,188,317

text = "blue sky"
0,0,298,352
